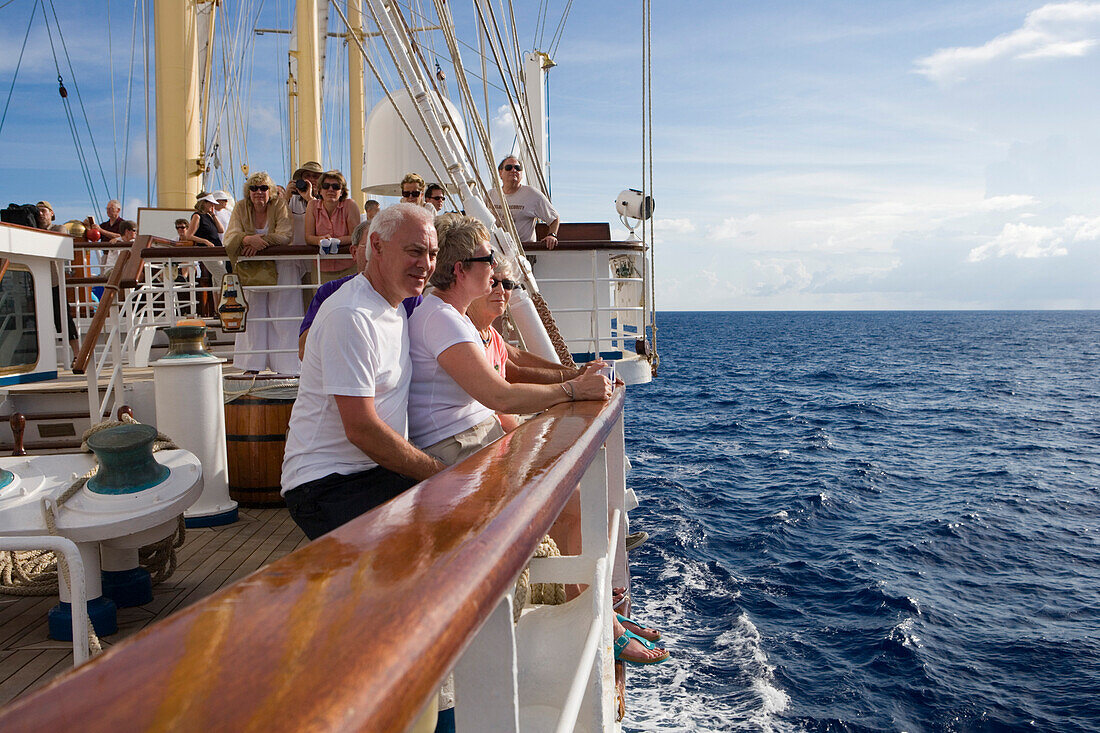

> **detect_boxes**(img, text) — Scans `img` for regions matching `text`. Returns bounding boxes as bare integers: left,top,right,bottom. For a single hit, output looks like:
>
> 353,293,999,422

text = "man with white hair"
281,204,445,539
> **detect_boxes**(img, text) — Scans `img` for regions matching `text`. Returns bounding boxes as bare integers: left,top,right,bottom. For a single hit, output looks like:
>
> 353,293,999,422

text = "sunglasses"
175,225,187,230
321,182,342,190
401,190,422,198
490,277,518,291
249,185,269,192
464,253,496,267
502,164,522,172
429,195,445,202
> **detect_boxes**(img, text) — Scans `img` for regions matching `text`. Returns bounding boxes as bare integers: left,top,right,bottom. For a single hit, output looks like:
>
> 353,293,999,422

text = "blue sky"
2,1,1099,309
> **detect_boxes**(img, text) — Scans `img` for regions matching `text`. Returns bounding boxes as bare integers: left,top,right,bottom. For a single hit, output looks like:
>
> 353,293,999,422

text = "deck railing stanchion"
453,592,521,732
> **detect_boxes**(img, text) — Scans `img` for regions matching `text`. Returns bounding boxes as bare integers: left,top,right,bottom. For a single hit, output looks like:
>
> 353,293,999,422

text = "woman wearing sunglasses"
305,169,361,284
467,263,582,388
407,214,610,468
487,155,560,249
224,170,302,374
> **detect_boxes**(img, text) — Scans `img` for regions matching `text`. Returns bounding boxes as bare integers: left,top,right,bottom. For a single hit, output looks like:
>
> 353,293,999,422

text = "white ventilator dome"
362,90,468,196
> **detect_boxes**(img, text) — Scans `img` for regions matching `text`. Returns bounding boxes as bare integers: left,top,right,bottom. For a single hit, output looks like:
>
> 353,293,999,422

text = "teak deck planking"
0,507,308,707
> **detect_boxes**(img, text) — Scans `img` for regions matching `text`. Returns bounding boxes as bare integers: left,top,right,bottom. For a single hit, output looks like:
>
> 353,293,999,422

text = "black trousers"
284,466,417,540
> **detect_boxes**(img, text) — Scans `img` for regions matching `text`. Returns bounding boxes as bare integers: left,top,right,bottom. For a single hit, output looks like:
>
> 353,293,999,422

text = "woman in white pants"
224,171,303,375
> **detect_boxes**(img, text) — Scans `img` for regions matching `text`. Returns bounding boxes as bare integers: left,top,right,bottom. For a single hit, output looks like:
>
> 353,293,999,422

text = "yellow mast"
290,0,323,171
154,0,203,207
347,0,366,207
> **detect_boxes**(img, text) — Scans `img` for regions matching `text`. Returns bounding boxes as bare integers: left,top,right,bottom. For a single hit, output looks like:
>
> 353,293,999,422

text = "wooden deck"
0,507,308,707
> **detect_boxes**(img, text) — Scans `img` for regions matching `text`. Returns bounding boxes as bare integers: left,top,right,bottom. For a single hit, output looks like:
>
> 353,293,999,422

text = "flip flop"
614,629,669,666
616,612,661,643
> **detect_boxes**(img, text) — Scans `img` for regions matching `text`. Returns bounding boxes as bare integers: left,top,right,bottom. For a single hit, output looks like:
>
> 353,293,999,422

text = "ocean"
621,311,1100,732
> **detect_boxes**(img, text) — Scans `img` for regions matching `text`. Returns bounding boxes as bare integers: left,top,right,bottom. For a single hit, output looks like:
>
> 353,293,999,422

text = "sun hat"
293,161,324,177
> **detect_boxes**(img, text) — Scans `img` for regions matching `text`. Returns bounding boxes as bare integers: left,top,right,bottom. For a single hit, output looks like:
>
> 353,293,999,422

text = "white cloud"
915,2,1100,83
707,214,760,240
653,218,696,234
979,194,1038,211
1066,214,1100,240
967,222,1068,261
750,258,812,296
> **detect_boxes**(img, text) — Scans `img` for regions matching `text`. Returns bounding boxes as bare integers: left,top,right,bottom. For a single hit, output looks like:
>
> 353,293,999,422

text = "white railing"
533,246,650,362
76,246,329,419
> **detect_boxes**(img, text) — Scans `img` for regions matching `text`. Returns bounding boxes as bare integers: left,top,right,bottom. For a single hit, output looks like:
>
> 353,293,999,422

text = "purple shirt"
299,274,422,334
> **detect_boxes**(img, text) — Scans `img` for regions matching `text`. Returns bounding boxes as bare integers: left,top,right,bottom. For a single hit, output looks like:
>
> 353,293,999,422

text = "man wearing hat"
36,201,62,231
211,190,234,232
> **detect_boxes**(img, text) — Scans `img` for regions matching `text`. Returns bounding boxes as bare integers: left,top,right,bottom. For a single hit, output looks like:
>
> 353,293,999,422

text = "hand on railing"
568,362,613,402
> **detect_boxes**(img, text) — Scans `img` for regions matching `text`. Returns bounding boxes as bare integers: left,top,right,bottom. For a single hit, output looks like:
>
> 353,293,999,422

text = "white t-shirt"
215,205,232,233
407,293,494,447
487,185,558,242
281,275,412,493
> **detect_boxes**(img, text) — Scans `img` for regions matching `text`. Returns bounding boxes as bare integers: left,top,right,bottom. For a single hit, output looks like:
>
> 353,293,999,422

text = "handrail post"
453,593,521,732
606,412,629,589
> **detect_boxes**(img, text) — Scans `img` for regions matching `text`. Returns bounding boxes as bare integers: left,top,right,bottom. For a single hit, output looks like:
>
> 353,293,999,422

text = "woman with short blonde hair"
224,170,302,374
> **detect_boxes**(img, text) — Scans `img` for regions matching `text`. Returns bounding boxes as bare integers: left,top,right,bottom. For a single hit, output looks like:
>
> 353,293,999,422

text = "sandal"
612,587,629,611
616,613,661,643
614,629,669,666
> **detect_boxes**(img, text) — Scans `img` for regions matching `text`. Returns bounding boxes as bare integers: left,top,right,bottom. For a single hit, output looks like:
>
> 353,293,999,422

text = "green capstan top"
85,424,170,495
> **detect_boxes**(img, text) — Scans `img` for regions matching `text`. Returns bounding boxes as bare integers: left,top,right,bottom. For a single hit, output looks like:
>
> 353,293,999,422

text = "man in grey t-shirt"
487,155,560,248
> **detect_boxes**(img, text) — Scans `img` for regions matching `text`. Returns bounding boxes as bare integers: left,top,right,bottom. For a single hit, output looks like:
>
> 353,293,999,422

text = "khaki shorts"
423,416,505,467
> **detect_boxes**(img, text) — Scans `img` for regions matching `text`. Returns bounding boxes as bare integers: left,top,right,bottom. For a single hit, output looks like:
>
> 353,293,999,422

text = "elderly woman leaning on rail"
462,255,669,670
223,171,303,376
305,169,361,284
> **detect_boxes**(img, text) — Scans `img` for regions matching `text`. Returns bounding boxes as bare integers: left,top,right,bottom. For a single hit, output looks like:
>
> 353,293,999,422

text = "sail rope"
431,1,575,365
119,0,142,208
38,0,102,214
0,2,38,140
107,0,119,196
46,0,113,202
643,0,658,374
547,0,573,57
335,0,453,192
473,0,549,196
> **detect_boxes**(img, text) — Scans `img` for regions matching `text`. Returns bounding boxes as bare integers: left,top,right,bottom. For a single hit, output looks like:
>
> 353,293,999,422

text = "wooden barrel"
224,376,297,507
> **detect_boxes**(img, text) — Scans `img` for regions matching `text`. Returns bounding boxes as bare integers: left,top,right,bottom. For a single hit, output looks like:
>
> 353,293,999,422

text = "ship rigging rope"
334,0,453,195
644,0,658,372
0,2,38,139
38,0,107,213
424,1,574,365
119,0,141,207
0,415,186,660
474,0,549,196
546,0,573,57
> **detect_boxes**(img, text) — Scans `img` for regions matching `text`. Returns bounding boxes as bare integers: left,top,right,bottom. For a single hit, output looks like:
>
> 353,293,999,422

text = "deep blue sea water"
621,311,1100,732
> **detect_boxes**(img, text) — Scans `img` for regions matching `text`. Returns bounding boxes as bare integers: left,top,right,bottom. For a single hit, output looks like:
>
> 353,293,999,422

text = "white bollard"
152,332,237,527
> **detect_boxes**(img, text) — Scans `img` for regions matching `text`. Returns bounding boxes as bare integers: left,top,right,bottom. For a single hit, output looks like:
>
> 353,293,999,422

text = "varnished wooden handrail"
0,390,626,732
0,257,8,281
71,235,153,375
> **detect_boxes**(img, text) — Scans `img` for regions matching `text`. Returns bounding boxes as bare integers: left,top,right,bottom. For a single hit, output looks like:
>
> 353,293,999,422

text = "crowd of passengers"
29,158,663,731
